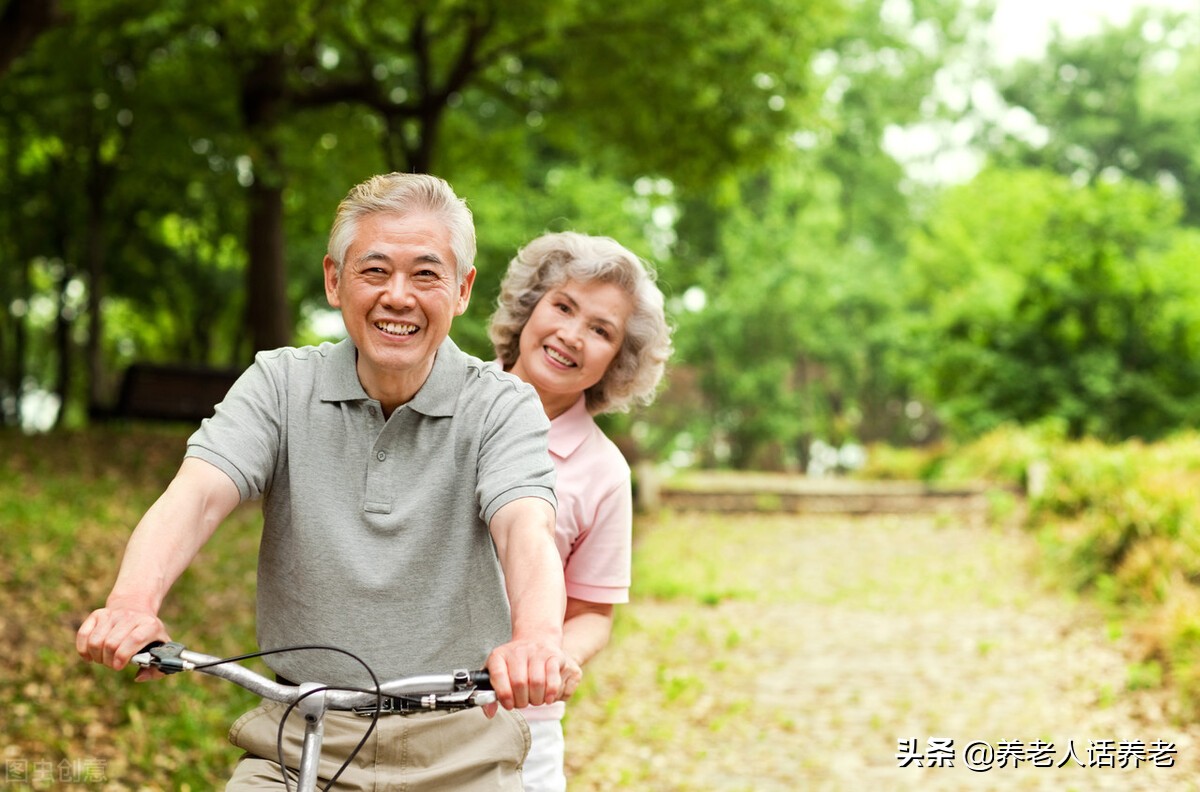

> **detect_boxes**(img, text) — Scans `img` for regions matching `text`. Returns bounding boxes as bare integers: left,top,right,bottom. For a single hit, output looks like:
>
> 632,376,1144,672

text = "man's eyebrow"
353,250,449,267
415,252,448,266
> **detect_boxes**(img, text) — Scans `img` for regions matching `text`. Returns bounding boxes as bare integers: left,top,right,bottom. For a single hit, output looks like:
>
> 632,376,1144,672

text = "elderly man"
76,173,568,790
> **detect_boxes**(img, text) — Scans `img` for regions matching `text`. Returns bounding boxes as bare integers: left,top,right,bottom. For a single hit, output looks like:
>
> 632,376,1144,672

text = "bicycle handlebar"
131,642,495,712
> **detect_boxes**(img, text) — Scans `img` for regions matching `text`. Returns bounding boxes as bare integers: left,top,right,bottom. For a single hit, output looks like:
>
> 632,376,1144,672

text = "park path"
562,509,1200,791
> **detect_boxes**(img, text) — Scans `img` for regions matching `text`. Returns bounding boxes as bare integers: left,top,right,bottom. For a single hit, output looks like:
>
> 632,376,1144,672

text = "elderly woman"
489,231,673,792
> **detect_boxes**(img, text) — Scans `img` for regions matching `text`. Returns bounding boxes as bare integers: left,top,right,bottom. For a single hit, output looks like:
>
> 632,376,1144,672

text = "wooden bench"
100,363,243,423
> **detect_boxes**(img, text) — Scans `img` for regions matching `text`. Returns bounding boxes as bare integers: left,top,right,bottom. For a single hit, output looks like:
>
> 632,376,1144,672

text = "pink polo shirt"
524,395,632,722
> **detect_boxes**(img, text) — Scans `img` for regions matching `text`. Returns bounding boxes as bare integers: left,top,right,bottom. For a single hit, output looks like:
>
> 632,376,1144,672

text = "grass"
1,425,262,790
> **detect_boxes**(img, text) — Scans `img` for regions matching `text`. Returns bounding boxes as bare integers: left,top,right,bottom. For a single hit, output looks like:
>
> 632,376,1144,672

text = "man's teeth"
376,321,418,336
546,347,575,366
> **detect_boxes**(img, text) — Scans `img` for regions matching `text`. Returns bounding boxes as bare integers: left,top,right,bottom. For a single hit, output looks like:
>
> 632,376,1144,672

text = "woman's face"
509,278,633,417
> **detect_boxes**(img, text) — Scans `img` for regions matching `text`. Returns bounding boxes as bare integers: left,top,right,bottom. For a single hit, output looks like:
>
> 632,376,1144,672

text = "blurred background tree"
2,0,1199,470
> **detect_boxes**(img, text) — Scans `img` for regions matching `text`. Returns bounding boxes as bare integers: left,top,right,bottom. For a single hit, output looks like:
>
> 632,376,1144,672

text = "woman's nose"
560,318,585,348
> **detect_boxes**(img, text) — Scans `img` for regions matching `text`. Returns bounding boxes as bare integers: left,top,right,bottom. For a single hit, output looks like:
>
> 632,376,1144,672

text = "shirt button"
376,451,387,461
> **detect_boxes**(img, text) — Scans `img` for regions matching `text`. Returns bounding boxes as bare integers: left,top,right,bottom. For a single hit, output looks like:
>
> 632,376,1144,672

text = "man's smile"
375,321,419,336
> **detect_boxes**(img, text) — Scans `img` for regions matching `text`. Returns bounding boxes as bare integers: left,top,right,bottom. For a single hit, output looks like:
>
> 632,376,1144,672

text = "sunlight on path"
564,513,1200,791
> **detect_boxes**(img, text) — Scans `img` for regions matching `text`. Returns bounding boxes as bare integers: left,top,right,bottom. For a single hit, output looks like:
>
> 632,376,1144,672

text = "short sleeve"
186,352,284,501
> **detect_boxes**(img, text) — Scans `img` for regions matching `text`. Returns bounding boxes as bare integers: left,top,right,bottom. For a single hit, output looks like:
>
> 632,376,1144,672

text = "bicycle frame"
131,642,494,792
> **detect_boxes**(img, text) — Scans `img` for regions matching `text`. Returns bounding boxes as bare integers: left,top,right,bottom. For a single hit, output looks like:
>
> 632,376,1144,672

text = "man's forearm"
506,535,565,643
491,498,565,644
106,457,239,613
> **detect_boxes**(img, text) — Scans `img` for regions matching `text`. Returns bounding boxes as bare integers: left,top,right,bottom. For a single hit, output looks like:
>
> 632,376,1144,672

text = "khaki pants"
225,700,530,791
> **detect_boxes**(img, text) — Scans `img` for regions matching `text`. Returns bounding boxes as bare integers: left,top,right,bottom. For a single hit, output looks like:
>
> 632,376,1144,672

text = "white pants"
522,719,566,792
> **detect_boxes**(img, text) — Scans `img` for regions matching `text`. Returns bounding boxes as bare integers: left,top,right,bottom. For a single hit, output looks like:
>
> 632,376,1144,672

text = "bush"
929,427,1200,716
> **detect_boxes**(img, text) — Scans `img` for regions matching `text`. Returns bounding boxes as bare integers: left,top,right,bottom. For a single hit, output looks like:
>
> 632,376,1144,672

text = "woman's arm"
560,597,615,699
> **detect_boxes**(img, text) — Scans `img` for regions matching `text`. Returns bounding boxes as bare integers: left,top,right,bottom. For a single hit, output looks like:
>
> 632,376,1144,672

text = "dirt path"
562,511,1200,791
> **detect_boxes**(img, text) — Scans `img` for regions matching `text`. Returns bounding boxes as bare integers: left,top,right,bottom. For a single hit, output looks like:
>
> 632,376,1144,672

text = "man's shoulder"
251,341,349,386
466,356,518,384
241,341,356,405
450,355,547,430
460,355,538,399
254,341,341,365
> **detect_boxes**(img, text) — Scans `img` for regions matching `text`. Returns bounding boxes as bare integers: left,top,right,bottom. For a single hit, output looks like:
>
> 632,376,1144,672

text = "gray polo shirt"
186,336,556,686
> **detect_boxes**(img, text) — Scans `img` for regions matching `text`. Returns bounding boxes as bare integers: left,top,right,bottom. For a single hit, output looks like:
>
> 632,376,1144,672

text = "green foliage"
1,0,844,428
907,168,1200,440
923,425,1200,715
988,7,1200,224
652,0,981,467
6,0,1200,470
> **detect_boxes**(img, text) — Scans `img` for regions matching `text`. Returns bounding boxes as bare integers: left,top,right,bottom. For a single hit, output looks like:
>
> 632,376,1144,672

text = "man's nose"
383,273,415,306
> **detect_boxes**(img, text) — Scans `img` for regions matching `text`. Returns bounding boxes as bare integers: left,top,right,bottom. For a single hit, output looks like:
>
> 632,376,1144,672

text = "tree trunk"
245,176,291,352
0,0,63,77
53,270,72,428
241,52,292,352
84,143,112,413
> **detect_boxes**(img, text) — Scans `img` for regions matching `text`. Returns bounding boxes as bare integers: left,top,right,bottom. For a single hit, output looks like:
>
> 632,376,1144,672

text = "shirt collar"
319,338,369,402
407,336,463,417
548,395,591,458
319,336,463,417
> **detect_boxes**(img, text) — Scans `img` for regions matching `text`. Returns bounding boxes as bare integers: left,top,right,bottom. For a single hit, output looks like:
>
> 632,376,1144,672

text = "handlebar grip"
470,670,491,690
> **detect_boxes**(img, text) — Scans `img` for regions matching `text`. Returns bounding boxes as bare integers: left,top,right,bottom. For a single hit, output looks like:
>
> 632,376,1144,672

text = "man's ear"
323,255,341,308
456,267,477,316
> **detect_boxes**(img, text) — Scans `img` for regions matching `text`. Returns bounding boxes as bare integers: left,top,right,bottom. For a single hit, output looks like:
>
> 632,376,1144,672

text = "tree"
906,168,1200,440
1,0,844,427
654,0,979,468
986,8,1200,224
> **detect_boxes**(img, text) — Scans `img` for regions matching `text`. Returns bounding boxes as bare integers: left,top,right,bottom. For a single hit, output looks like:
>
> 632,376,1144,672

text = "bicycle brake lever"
132,641,192,674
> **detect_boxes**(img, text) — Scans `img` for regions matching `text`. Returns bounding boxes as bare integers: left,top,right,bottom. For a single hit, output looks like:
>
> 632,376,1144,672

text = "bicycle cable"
193,644,381,792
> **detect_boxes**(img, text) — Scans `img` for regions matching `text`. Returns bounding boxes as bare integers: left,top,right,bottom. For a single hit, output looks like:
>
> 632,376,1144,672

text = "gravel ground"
562,511,1200,791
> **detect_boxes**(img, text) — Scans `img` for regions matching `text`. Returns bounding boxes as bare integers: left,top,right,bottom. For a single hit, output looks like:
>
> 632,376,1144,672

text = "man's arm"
75,457,241,676
486,495,567,712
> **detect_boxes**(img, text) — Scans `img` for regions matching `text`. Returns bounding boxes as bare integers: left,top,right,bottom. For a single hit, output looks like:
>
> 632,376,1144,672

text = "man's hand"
482,639,569,718
75,607,169,682
74,457,239,682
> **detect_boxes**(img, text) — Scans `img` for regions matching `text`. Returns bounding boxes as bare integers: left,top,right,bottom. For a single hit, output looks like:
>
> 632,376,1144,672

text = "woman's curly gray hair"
489,231,673,415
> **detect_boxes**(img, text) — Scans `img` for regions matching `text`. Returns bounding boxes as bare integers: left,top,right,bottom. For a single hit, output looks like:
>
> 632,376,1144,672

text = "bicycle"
131,641,496,792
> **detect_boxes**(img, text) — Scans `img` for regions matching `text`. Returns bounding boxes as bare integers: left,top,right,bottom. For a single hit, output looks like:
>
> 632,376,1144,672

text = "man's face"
324,211,475,404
